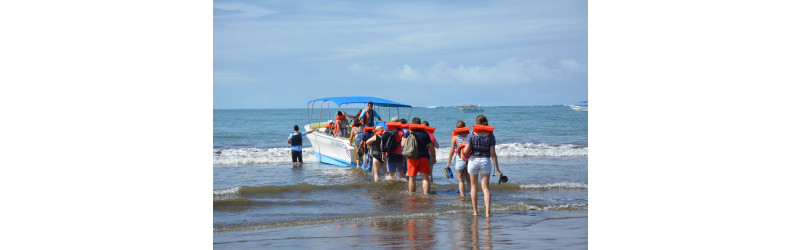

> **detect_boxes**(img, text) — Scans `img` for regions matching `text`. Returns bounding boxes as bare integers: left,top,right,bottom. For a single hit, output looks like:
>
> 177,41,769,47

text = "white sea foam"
213,148,317,165
213,143,587,165
433,143,587,160
519,182,588,190
213,186,241,195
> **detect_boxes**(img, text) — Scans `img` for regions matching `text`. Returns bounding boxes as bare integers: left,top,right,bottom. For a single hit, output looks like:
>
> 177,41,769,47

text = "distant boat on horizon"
457,104,484,113
568,101,588,111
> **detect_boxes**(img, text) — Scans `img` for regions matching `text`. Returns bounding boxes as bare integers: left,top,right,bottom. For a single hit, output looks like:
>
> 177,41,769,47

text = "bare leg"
456,169,466,197
373,159,384,182
470,173,479,216
421,173,430,195
481,174,491,217
408,174,416,193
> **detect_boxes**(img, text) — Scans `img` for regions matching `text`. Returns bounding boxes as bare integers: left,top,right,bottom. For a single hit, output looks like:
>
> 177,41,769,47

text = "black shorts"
292,150,303,163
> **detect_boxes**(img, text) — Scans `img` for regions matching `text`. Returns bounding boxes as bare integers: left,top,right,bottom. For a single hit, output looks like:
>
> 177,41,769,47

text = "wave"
213,148,317,165
213,202,588,232
213,143,587,165
213,181,587,200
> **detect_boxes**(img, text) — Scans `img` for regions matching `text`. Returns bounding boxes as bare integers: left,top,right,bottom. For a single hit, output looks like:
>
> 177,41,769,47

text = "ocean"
213,106,588,249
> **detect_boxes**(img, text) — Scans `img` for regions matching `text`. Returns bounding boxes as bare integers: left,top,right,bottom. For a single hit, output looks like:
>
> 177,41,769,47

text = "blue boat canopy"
308,96,411,108
579,101,588,103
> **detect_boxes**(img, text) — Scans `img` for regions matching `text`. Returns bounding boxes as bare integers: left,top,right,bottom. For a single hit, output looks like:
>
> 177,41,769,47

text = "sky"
214,0,587,109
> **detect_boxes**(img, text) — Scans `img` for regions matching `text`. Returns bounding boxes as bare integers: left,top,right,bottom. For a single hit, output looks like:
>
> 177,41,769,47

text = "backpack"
402,131,419,159
380,129,399,153
370,134,383,159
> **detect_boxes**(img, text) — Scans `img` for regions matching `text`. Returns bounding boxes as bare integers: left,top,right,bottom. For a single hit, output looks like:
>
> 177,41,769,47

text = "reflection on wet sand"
470,216,492,249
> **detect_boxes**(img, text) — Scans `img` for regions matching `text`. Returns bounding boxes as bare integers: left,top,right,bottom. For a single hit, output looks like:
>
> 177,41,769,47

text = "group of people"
289,102,504,217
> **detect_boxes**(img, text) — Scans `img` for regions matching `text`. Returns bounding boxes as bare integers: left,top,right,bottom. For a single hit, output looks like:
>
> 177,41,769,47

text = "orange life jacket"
424,126,436,133
472,125,494,133
408,124,426,131
452,127,470,136
360,108,374,124
401,124,410,129
386,122,401,130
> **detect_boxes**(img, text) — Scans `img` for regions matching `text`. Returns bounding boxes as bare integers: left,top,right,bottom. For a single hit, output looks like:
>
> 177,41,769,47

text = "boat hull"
305,124,357,167
569,105,588,111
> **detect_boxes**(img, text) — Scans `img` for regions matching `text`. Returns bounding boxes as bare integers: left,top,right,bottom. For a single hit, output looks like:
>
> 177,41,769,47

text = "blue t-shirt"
358,109,381,123
288,131,306,152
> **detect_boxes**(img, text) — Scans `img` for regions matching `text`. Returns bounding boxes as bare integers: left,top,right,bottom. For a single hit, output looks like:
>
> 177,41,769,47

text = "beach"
214,106,588,248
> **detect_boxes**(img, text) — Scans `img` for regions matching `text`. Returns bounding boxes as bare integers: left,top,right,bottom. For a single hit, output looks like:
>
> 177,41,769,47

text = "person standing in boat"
287,125,315,167
463,115,503,217
358,102,383,125
446,120,471,197
333,111,350,138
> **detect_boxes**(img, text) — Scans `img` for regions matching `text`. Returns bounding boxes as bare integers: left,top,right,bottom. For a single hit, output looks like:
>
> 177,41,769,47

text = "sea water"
213,106,588,249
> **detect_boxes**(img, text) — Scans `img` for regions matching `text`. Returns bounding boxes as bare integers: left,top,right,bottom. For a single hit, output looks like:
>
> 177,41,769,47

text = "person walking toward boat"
384,117,406,180
287,125,314,167
358,102,383,125
446,120,471,197
422,121,439,185
366,126,386,182
360,126,375,172
401,118,436,194
350,121,364,168
463,115,503,217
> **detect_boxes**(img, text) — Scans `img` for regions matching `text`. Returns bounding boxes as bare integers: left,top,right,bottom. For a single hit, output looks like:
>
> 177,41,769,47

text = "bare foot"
473,212,478,216
485,214,490,218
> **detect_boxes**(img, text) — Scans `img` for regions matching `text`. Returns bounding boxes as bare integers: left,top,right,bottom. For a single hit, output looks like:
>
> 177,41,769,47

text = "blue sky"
214,0,587,108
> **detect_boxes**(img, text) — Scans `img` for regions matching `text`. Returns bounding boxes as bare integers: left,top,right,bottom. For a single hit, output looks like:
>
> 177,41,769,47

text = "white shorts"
467,157,492,175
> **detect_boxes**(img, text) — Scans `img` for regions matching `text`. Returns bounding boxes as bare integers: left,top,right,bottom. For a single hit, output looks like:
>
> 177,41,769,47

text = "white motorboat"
457,105,484,113
569,101,588,111
305,96,412,167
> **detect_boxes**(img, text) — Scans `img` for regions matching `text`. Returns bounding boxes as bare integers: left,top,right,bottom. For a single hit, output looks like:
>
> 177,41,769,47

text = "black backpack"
380,129,399,153
370,134,383,159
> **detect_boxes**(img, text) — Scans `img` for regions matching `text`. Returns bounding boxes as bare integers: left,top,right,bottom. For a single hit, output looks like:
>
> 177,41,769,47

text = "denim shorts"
451,156,467,171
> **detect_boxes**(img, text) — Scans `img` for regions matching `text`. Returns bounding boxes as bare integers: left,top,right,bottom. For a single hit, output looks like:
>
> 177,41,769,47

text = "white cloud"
394,64,422,82
214,3,277,19
347,63,379,75
214,70,258,86
360,58,586,85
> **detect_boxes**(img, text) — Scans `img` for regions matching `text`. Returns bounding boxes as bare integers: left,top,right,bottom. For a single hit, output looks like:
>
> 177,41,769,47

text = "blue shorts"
467,157,492,175
386,154,406,172
452,156,467,170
